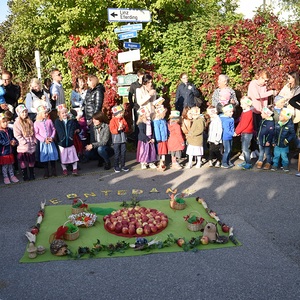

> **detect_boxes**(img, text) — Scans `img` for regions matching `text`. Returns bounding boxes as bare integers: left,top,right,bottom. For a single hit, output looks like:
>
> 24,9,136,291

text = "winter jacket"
0,128,16,156
109,116,129,144
220,114,234,141
13,117,36,154
153,119,168,142
257,118,275,146
167,121,185,151
186,117,205,146
235,110,254,135
175,82,200,112
90,123,111,147
55,118,78,148
273,118,296,148
85,83,105,121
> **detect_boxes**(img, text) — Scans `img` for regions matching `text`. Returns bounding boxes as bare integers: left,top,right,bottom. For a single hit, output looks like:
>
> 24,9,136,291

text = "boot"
29,167,35,180
21,168,29,181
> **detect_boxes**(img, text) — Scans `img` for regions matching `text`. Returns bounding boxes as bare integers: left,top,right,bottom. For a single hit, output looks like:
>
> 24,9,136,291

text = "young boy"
235,96,254,170
271,108,296,172
207,106,223,168
109,105,130,173
256,107,275,170
220,104,235,168
273,95,286,123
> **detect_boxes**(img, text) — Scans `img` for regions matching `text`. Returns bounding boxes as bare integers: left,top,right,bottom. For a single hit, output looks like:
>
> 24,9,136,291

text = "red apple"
156,222,163,230
128,224,136,235
201,236,209,245
122,226,129,235
150,225,158,233
115,222,123,233
31,227,39,235
177,238,185,247
222,224,230,233
161,220,168,228
143,225,151,235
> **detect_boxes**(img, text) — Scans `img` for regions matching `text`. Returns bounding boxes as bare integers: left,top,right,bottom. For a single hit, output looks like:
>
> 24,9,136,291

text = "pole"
34,50,41,80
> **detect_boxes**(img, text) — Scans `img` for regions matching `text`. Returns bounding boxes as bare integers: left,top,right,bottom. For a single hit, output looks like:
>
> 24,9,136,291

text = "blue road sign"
118,31,138,40
123,42,141,49
114,23,143,34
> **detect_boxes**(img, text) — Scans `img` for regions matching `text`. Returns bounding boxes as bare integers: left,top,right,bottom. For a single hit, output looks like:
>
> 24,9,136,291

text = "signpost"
114,23,143,33
117,31,138,41
118,49,140,64
117,86,130,97
123,42,141,49
108,8,151,22
117,74,138,86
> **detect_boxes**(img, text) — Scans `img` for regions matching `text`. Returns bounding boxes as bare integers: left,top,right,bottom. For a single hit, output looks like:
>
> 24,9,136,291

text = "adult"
128,69,144,111
50,69,65,121
1,70,21,111
175,73,201,114
135,73,156,118
25,78,51,121
70,77,87,108
85,74,105,125
84,112,113,170
212,74,238,113
247,70,278,132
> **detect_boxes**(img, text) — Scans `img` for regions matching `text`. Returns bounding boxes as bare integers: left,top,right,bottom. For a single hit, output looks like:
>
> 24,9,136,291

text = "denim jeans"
241,133,253,164
222,139,232,165
113,143,127,168
85,146,114,163
258,145,272,164
273,146,289,167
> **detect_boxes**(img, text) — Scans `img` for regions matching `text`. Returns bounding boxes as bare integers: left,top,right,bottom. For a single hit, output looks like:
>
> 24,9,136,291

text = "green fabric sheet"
20,198,241,263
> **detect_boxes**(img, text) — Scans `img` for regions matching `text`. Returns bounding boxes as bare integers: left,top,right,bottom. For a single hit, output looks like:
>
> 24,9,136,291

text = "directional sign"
117,86,130,96
108,8,151,23
117,74,138,86
114,23,143,34
118,49,140,63
123,42,141,49
118,31,138,41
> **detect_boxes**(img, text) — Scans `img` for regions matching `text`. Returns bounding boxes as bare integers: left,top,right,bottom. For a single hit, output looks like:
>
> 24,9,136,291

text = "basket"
63,222,80,241
69,212,97,228
186,211,205,232
170,193,186,210
71,198,86,214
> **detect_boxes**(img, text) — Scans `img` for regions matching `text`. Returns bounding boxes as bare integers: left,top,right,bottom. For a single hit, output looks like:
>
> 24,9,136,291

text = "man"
50,69,65,120
2,70,21,110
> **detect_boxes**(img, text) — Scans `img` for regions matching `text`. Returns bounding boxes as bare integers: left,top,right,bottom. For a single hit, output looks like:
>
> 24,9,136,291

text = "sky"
0,0,293,23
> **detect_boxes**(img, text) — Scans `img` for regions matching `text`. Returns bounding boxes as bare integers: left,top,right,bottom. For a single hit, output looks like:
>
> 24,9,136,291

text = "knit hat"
16,104,28,116
222,104,233,113
261,107,273,117
169,110,180,119
240,96,252,106
153,97,165,107
36,105,48,114
280,108,293,120
112,105,124,115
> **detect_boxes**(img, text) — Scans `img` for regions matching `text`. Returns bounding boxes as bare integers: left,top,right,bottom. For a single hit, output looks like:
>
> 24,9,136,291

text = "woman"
135,74,156,118
85,74,105,125
175,73,201,114
25,78,51,121
212,74,238,114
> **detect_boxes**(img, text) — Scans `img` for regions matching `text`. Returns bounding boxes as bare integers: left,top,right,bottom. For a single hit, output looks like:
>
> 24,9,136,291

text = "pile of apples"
103,206,168,236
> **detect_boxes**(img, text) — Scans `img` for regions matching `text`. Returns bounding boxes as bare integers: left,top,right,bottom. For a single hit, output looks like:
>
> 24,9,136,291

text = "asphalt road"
0,151,299,300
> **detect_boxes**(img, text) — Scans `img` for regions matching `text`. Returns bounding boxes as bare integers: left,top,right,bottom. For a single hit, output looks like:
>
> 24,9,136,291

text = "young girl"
185,106,205,168
13,104,37,181
34,105,58,178
0,113,19,184
153,106,168,171
55,104,79,176
168,110,185,169
136,107,157,170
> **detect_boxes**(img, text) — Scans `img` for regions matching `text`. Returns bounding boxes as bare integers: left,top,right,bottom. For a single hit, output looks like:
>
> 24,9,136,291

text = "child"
181,107,193,159
34,105,58,178
13,104,36,181
220,104,235,168
109,105,130,173
256,107,275,170
167,110,185,169
136,107,157,170
271,108,296,172
207,106,223,168
0,112,19,184
153,105,168,171
273,95,286,123
55,104,79,176
185,106,205,169
235,96,254,169
0,79,6,105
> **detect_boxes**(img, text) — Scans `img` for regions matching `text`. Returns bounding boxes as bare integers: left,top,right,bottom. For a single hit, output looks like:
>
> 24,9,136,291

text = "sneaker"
250,151,257,159
215,161,221,168
208,160,214,167
149,163,157,169
221,163,230,169
229,162,235,168
271,166,278,171
256,161,263,169
114,167,121,173
282,167,290,172
296,172,300,177
121,166,129,172
141,163,148,170
62,169,68,176
4,177,10,184
238,162,246,167
242,163,252,170
10,176,19,183
195,163,202,169
263,163,271,170
72,169,78,176
238,155,244,161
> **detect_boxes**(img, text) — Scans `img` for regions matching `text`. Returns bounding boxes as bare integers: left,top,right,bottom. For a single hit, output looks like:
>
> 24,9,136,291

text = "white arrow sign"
108,8,151,23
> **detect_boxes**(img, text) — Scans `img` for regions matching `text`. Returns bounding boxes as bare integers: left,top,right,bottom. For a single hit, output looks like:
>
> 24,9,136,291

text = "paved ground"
0,150,299,300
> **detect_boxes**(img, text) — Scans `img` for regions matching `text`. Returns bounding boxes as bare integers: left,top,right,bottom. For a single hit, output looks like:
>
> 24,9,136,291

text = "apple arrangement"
103,206,168,237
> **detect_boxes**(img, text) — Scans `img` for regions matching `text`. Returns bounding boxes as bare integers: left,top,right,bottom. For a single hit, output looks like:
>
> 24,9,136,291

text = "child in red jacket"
235,96,254,169
109,105,130,173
